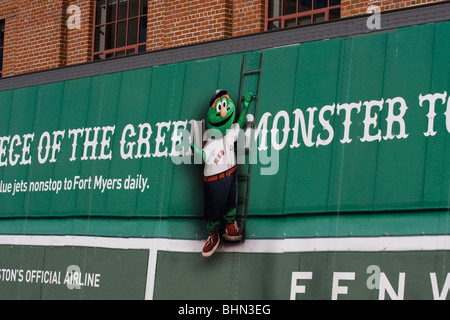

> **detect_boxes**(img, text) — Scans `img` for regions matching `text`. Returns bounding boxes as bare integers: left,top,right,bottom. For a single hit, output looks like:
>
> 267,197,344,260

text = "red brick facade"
0,0,445,77
146,0,265,50
66,0,94,66
340,0,442,17
147,0,234,50
0,0,68,77
232,0,265,36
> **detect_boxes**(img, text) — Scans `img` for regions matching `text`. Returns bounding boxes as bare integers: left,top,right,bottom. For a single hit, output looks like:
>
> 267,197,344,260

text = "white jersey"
203,123,240,177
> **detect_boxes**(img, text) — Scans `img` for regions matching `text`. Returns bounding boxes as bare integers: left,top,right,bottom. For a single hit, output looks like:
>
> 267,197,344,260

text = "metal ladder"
236,52,263,242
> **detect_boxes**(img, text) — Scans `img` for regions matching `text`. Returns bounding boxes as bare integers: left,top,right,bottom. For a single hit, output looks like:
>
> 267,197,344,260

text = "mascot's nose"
220,107,228,118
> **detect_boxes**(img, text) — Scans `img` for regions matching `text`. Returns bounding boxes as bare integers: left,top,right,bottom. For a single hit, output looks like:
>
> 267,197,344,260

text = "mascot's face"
206,94,236,136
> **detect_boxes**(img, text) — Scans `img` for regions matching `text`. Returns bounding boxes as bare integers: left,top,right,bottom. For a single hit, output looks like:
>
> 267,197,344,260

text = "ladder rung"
243,69,262,75
241,95,258,101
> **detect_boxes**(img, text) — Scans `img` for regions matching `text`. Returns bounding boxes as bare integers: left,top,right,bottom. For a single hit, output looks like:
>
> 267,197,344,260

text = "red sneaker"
225,220,243,241
202,231,220,257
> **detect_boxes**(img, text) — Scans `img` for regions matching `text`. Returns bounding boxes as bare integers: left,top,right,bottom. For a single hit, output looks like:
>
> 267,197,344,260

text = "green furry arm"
191,143,205,162
237,93,253,128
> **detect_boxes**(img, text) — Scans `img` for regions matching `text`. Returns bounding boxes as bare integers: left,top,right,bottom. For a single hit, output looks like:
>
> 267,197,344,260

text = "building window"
93,0,148,60
266,0,341,30
0,21,4,78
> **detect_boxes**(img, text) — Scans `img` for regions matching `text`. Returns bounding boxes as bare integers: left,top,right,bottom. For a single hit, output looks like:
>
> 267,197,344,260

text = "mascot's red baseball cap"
210,89,227,107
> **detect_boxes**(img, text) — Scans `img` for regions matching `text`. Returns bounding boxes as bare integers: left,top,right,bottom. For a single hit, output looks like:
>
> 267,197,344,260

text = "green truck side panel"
0,21,448,239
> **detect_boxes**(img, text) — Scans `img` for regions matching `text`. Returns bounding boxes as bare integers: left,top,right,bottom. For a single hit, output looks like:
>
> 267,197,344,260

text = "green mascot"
192,90,253,257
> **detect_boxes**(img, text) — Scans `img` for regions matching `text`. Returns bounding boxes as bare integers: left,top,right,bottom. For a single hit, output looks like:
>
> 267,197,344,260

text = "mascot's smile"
212,111,234,127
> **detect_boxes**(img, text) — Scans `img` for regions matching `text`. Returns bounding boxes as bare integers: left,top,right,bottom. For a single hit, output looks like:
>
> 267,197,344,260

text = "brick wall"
0,0,446,77
0,0,68,77
0,0,17,78
66,0,94,65
0,0,94,77
341,0,444,17
146,0,265,50
232,0,265,36
147,0,233,51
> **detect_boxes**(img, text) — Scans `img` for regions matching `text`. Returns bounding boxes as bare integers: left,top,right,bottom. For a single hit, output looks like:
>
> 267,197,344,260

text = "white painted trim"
2,235,450,252
145,242,158,300
1,234,450,299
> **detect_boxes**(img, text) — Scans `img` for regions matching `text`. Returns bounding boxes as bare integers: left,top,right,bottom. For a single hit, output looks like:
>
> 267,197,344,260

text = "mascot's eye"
215,99,228,113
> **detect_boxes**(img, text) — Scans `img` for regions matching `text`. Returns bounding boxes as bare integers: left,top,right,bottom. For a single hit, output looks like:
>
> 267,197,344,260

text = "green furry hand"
237,93,253,128
191,143,205,162
243,93,253,108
